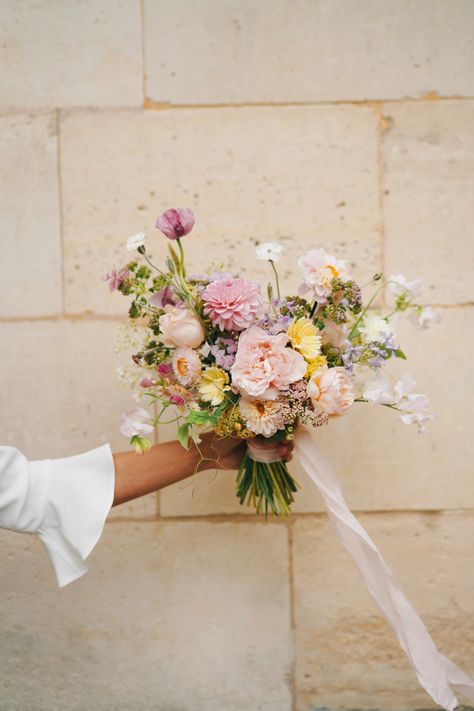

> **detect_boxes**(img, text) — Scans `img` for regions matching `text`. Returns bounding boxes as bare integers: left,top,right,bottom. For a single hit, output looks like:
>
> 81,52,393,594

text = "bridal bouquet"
106,207,438,516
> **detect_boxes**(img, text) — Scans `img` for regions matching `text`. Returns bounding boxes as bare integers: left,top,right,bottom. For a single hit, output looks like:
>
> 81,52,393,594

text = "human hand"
198,432,294,471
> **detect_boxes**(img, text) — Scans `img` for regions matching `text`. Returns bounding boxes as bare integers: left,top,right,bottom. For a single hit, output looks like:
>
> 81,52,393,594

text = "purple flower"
103,267,129,292
149,286,177,308
155,208,195,240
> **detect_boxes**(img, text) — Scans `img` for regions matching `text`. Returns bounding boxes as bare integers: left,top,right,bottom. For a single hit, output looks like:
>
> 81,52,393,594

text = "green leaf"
395,348,407,360
177,423,190,449
187,410,212,426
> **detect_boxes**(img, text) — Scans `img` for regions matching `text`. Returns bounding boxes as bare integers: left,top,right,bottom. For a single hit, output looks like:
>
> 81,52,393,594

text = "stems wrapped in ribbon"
236,439,299,516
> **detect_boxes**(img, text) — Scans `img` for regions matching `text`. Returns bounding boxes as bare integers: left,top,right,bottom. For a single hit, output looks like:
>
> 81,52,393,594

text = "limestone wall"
1,2,473,709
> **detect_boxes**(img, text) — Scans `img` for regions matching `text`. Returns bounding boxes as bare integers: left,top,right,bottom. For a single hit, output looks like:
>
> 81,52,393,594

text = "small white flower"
120,407,154,438
393,373,417,400
409,306,441,330
256,242,285,262
126,231,146,251
359,313,394,342
363,374,395,406
388,274,423,298
363,372,434,432
398,393,434,433
199,342,211,358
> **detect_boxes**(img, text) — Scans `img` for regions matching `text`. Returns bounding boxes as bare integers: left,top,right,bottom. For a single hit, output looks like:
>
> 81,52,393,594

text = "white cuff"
32,445,115,587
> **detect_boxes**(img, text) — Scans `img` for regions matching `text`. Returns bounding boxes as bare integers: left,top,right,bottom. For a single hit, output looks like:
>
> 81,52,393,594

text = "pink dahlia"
202,278,262,332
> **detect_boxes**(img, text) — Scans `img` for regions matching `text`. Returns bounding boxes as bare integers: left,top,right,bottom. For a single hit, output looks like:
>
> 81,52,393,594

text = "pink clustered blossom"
155,208,195,240
103,267,129,292
210,337,238,371
230,326,307,400
203,277,263,332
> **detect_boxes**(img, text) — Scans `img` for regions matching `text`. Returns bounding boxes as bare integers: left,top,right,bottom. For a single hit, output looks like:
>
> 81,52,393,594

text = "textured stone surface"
144,0,474,104
0,521,291,711
0,113,61,317
60,105,380,315
292,512,474,710
0,319,157,519
383,100,474,305
0,0,142,109
0,319,131,457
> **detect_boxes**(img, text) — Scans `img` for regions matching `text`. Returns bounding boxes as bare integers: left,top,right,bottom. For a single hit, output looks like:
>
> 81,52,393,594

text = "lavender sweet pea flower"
155,208,195,240
119,407,154,438
149,286,177,308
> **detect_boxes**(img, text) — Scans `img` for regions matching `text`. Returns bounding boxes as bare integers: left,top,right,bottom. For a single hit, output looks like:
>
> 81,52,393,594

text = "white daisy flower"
172,346,202,386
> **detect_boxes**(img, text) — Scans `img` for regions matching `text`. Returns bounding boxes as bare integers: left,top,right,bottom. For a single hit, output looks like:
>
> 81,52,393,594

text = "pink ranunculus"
159,305,205,348
307,366,355,416
103,267,129,292
156,363,173,377
155,208,195,240
230,326,307,400
202,278,263,332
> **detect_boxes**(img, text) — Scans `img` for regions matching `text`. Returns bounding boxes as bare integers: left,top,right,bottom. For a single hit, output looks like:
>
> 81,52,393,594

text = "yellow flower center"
256,402,266,416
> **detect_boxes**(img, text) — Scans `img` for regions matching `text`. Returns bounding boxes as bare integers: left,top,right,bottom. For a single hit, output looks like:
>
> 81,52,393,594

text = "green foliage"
177,423,190,449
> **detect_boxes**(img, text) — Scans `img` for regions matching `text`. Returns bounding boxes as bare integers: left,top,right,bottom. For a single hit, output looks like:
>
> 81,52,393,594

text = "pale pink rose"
298,248,348,304
231,325,307,400
159,305,205,348
203,278,262,332
307,366,355,416
155,208,195,240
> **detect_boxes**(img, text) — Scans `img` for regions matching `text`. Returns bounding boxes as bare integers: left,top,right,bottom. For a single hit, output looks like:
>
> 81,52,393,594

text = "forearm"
112,435,216,506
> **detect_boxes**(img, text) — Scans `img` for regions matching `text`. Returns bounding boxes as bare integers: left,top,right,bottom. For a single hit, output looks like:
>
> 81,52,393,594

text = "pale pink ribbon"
294,428,474,711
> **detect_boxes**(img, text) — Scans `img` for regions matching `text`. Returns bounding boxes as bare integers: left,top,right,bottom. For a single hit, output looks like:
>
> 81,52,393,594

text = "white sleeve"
0,444,115,587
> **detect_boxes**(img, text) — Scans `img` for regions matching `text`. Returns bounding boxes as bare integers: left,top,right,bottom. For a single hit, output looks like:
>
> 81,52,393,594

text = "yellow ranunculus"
198,367,230,406
287,317,322,361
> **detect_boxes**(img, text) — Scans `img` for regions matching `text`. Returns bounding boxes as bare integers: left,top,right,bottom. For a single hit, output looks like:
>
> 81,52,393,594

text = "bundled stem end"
235,454,300,517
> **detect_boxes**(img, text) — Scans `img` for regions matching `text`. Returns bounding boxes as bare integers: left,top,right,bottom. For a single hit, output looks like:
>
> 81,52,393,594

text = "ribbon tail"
295,429,474,711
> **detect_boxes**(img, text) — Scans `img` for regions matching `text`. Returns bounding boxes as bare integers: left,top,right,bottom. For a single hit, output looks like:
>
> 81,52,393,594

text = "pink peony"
203,278,262,332
307,366,355,416
231,326,307,400
155,208,195,240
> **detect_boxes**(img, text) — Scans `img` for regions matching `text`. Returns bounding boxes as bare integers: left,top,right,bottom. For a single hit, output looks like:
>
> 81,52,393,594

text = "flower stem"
348,283,385,340
270,260,281,300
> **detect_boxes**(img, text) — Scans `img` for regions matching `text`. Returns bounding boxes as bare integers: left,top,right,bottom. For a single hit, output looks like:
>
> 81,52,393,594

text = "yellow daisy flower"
287,317,322,361
198,367,231,406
